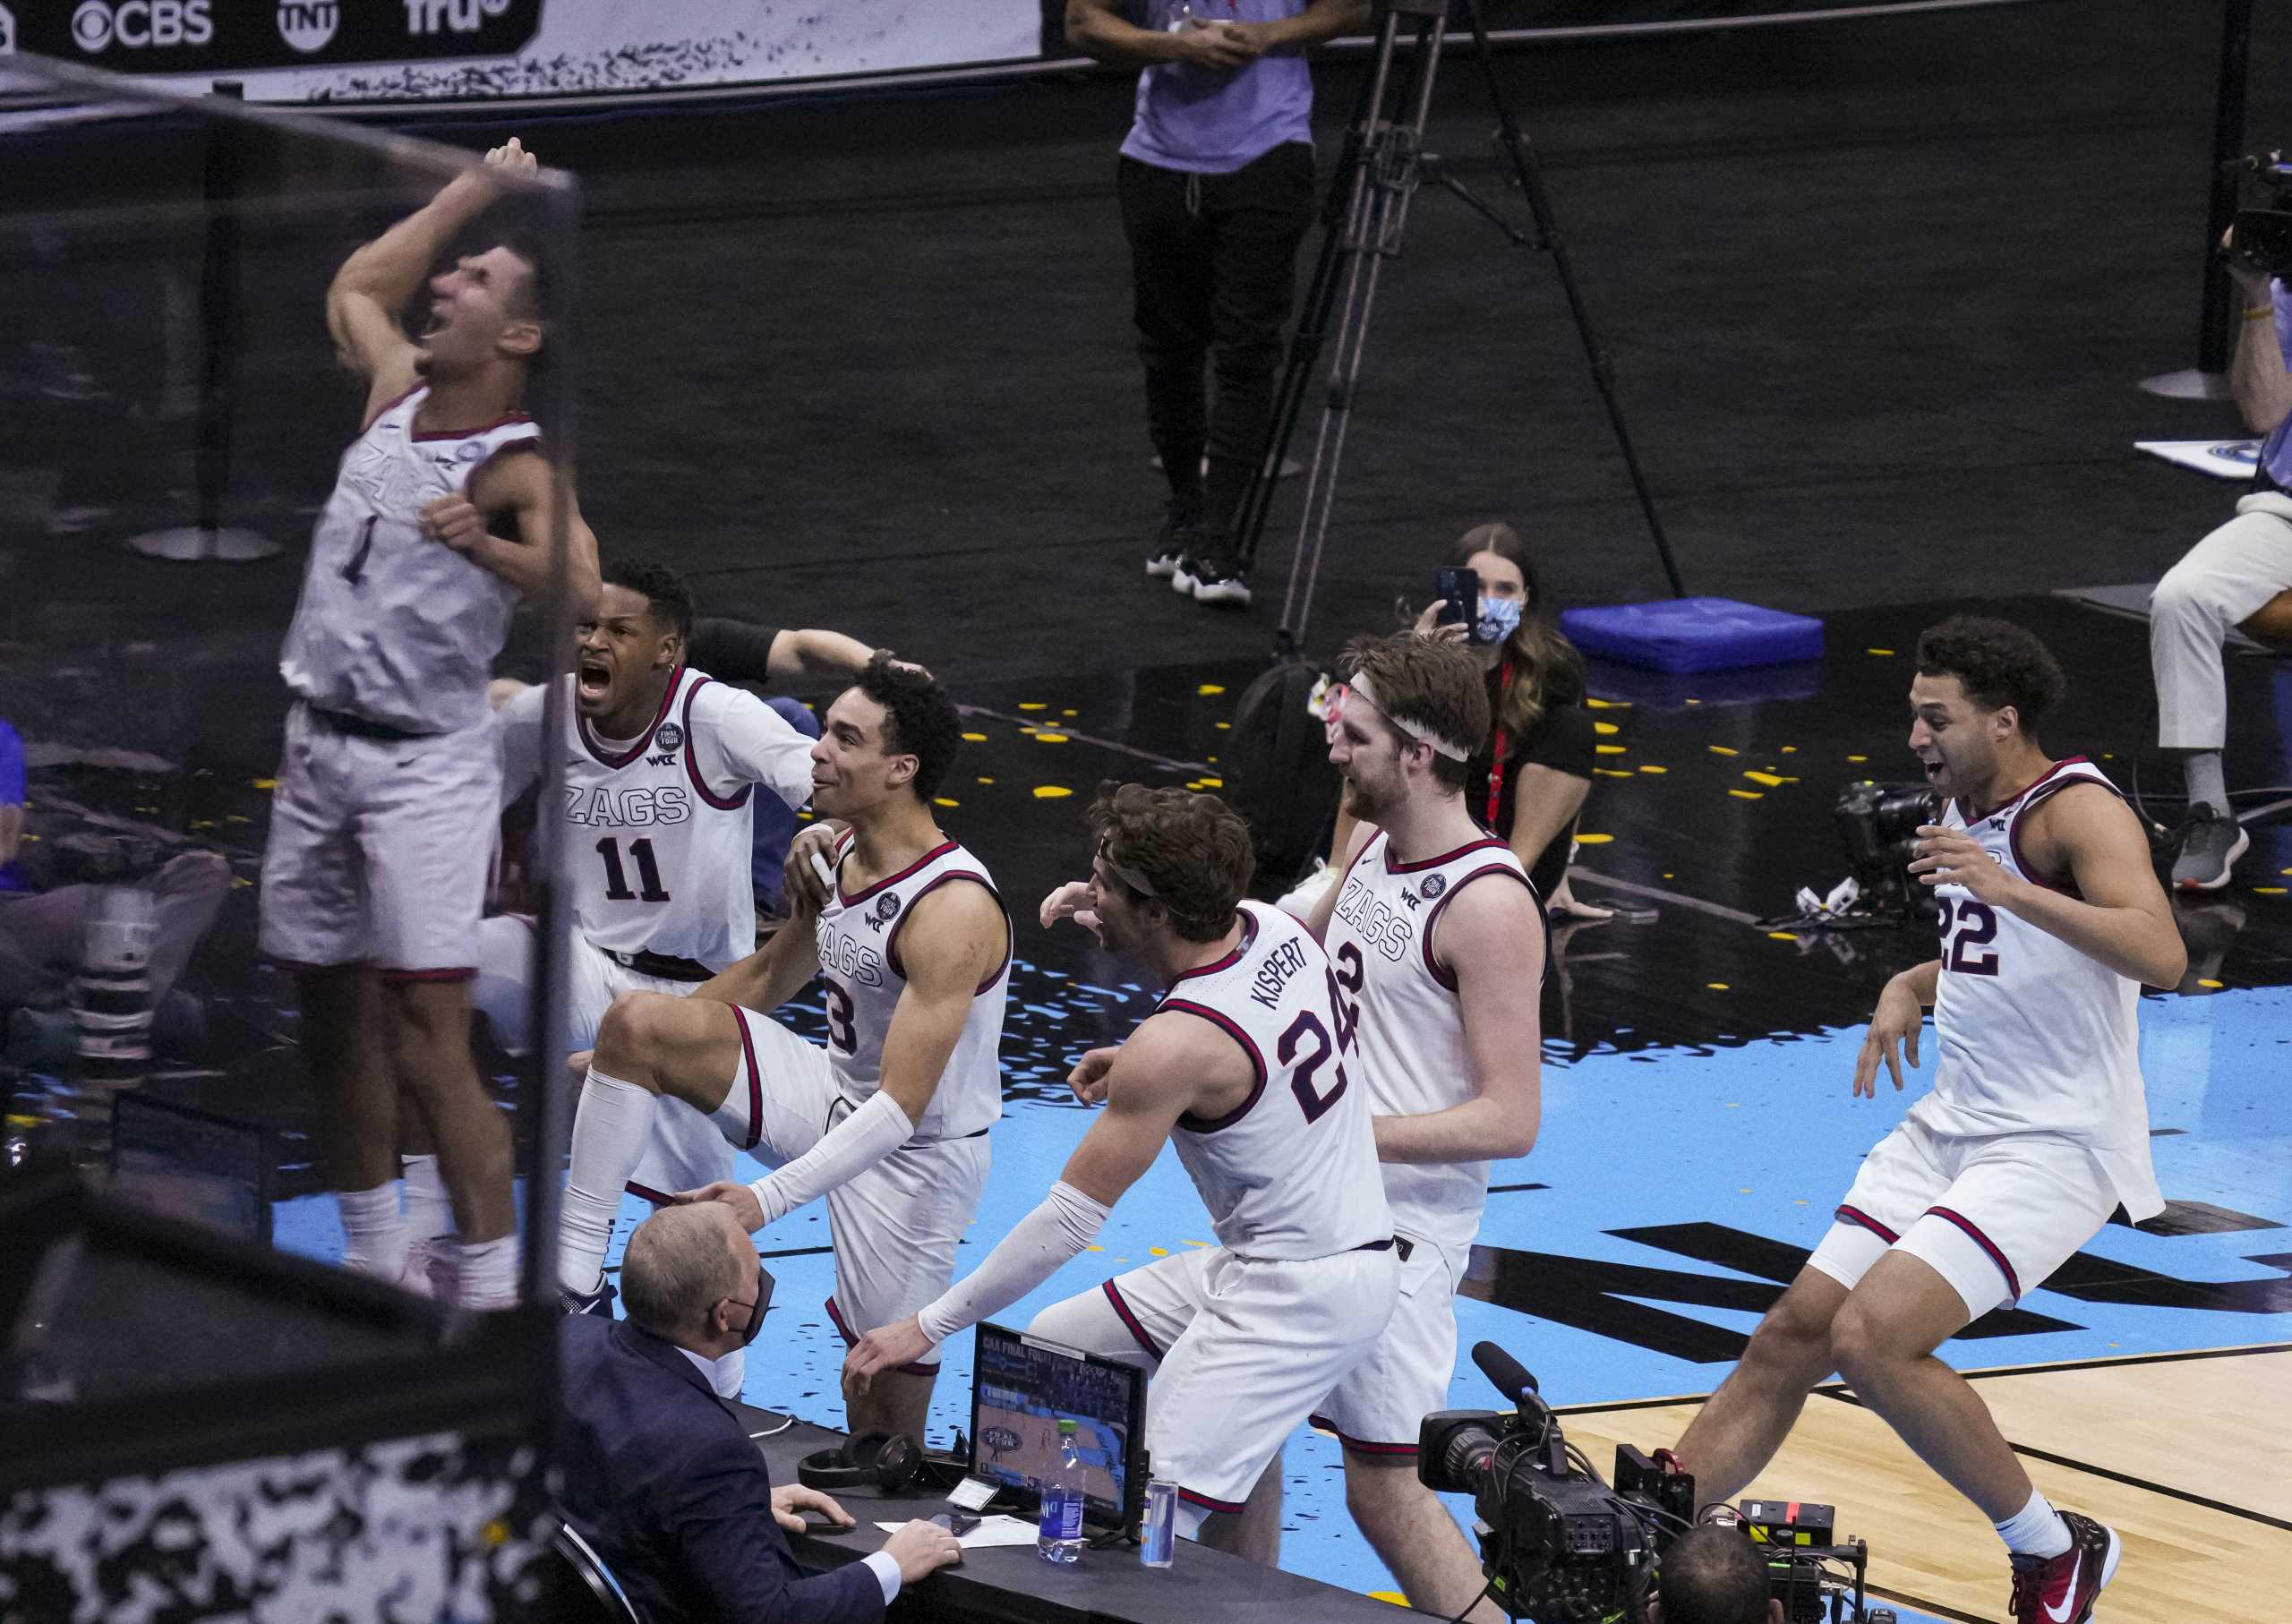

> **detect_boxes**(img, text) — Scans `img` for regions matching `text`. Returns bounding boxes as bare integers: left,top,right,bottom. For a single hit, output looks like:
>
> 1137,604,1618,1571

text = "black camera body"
1834,781,1939,920
2228,153,2292,279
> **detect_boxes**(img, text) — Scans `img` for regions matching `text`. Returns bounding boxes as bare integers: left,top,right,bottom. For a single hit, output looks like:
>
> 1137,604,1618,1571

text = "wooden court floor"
1560,1348,2292,1624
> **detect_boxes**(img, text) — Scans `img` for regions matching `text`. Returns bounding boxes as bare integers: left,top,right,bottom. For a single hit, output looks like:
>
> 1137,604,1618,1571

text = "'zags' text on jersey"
1334,874,1415,960
562,785,692,828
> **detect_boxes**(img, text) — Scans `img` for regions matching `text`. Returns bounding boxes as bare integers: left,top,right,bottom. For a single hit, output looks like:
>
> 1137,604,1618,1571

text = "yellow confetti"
2255,886,2287,895
1638,765,1667,774
1181,1238,1210,1248
1197,683,1226,696
1780,746,1797,754
231,876,252,888
1742,770,1799,787
1586,697,1629,708
1708,745,1739,756
1369,1591,1412,1606
1034,732,1069,744
1033,786,1073,799
483,1520,509,1549
1867,646,1894,656
933,797,959,808
1149,1246,1169,1256
252,778,276,790
1847,754,1868,763
1685,698,1702,705
1595,744,1628,755
1663,872,1674,878
1707,982,1730,990
1767,931,1799,941
1574,833,1613,844
1062,709,1078,717
1020,702,1048,711
1730,789,1764,799
1215,721,1230,730
2198,978,2224,988
1595,768,1634,778
1197,775,1223,787
1594,721,1620,735
976,776,996,785
962,731,988,742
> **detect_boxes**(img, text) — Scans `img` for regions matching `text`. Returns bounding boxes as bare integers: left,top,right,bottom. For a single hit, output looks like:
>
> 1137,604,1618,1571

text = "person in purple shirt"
1066,0,1371,607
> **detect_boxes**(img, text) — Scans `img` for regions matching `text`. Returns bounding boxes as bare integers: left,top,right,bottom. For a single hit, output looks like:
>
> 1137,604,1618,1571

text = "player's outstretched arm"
1910,787,2185,987
424,446,603,611
1373,876,1544,1165
693,685,817,814
845,1018,1213,1387
329,138,536,426
694,904,820,1013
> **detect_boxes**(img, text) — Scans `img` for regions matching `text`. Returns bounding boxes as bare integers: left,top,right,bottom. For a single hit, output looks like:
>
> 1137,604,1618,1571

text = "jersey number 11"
597,837,671,902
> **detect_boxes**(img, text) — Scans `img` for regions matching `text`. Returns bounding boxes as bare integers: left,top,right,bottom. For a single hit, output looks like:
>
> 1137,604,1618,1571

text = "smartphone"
1435,567,1478,635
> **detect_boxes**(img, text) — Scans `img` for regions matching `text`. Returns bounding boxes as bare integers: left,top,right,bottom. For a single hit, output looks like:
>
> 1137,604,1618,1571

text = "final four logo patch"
656,723,685,751
874,893,902,926
1419,874,1448,902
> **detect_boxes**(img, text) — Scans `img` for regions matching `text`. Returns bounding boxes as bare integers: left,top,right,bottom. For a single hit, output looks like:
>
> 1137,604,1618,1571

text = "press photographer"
2148,154,2292,890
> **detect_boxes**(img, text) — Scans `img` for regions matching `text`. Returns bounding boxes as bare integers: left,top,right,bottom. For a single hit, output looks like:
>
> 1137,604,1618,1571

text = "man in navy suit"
558,1202,962,1623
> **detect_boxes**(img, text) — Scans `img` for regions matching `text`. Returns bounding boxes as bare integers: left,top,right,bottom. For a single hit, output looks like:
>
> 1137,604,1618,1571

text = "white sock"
338,1182,408,1281
453,1234,520,1311
2185,750,2229,816
401,1153,456,1243
1995,1486,2071,1559
560,1067,657,1296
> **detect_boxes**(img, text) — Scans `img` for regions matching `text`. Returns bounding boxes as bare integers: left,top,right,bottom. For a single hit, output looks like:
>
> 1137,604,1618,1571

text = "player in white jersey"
1294,632,1544,1620
845,784,1398,1560
474,559,818,1235
556,654,1009,1441
1673,618,2185,1624
257,138,601,1312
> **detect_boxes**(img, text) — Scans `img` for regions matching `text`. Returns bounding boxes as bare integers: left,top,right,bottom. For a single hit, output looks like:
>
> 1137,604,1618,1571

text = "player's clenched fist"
845,1315,934,1394
484,136,538,175
1066,1046,1117,1107
421,493,486,554
677,1180,765,1233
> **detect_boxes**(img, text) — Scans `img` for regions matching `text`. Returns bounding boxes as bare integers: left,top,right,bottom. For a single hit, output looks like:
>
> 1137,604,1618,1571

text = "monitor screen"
109,1094,272,1243
969,1321,1146,1533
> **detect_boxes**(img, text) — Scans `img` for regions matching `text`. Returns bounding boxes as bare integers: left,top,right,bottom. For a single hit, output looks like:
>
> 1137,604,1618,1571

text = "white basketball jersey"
279,387,539,734
1919,757,2161,1218
1326,831,1543,1254
548,666,811,971
812,834,1007,1141
1158,902,1392,1261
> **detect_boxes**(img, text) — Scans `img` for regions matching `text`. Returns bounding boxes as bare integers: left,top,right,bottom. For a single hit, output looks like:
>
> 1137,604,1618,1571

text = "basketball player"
1302,631,1545,1622
468,558,819,1347
844,784,1398,1561
259,138,601,1311
558,654,1007,1441
1672,617,2185,1624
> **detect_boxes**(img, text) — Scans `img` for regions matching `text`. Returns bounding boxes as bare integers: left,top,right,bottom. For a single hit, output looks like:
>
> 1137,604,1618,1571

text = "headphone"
797,1432,923,1496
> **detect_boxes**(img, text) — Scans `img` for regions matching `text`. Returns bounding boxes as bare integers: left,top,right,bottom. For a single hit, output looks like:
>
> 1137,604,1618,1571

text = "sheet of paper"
873,1514,1040,1548
2135,438,2263,480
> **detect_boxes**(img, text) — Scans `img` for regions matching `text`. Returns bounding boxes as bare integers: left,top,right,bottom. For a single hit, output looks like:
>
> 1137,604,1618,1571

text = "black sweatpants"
1116,141,1316,546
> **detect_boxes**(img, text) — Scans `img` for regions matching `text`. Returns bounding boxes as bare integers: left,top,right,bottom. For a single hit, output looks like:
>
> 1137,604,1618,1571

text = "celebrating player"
845,784,1398,1561
258,137,600,1311
1301,631,1546,1621
558,654,1007,1441
1672,617,2185,1624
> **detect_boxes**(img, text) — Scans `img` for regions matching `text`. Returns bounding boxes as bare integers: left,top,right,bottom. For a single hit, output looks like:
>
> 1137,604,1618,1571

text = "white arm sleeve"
746,1090,913,1227
494,682,548,808
914,1182,1109,1347
695,683,817,812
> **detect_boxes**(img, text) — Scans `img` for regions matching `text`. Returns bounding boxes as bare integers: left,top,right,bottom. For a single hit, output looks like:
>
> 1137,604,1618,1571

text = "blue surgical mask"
1475,596,1524,645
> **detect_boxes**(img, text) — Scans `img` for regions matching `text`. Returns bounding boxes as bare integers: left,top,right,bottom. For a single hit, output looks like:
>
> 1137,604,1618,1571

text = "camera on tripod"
2227,151,2292,279
1834,782,1940,922
1420,1342,1886,1623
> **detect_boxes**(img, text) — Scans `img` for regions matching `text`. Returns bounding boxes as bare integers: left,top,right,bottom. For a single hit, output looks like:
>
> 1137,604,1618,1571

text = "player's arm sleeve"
696,685,817,811
915,1182,1111,1346
494,684,548,805
686,619,784,689
671,1437,886,1624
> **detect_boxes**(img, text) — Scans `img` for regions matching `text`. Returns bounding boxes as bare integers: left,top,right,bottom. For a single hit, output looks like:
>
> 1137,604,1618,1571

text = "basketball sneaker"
1186,555,1253,607
1146,505,1203,578
562,1276,618,1317
2007,1510,2119,1624
2170,804,2247,890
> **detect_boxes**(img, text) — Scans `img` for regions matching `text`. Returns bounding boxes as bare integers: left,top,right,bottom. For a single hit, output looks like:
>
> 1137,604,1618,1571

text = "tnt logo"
0,5,15,54
406,0,511,35
276,0,337,54
71,0,211,52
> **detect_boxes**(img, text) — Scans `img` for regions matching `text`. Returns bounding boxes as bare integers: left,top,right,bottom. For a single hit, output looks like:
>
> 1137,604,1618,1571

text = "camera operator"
1645,1526,1783,1624
556,1201,962,1624
2147,225,2292,889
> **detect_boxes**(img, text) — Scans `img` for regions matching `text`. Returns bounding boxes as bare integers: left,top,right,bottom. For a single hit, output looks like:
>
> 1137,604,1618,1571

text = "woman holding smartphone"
1318,521,1610,919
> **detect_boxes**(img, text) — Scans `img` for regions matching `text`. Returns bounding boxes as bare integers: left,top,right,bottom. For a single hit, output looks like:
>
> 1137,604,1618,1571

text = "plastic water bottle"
1035,1419,1087,1565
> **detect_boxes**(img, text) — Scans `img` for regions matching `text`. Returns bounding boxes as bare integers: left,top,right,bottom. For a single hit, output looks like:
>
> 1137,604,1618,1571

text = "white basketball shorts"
1309,1234,1467,1456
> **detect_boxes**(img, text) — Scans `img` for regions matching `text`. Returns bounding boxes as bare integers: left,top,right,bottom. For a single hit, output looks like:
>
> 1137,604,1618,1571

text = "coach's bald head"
621,1202,751,1349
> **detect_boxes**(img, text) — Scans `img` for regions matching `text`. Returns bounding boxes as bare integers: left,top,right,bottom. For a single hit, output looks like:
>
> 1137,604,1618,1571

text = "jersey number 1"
597,837,671,903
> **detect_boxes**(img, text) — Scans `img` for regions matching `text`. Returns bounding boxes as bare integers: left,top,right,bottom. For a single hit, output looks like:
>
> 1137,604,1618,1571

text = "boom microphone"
1473,1340,1543,1412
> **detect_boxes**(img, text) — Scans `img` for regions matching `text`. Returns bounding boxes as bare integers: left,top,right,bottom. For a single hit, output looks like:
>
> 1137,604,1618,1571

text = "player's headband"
1095,837,1162,901
1344,672,1472,762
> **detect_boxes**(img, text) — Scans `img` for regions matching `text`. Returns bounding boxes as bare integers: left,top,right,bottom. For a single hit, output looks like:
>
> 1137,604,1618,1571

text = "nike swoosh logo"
2043,1552,2082,1623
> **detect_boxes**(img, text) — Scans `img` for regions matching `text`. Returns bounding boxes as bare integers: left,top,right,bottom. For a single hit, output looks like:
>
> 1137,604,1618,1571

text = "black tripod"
1233,0,1686,654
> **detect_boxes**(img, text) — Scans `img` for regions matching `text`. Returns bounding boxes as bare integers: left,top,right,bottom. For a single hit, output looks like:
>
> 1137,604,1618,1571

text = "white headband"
1347,672,1472,762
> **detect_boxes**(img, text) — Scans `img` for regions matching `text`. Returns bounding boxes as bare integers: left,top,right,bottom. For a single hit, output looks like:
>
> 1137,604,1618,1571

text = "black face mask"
728,1262,776,1348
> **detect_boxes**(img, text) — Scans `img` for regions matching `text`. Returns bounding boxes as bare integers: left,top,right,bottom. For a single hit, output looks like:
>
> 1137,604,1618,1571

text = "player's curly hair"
603,555,694,639
1338,629,1491,792
1915,615,2067,732
1086,781,1254,943
854,652,961,800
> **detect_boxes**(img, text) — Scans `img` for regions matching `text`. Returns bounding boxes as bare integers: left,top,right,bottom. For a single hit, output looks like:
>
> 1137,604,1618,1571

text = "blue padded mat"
1561,597,1824,674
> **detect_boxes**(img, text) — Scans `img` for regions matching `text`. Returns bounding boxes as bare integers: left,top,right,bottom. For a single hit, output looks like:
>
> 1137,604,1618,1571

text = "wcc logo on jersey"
1335,874,1415,962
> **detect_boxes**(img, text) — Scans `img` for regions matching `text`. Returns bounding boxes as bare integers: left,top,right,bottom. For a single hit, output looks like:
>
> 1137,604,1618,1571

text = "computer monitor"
969,1321,1148,1534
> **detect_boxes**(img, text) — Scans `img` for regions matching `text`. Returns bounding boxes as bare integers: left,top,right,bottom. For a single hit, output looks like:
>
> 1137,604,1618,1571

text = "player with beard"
1300,631,1545,1621
558,655,1008,1443
1672,617,2183,1624
259,138,601,1311
845,784,1397,1562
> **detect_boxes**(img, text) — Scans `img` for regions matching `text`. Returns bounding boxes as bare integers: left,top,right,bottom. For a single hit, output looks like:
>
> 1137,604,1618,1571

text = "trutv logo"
69,0,212,52
406,0,514,35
